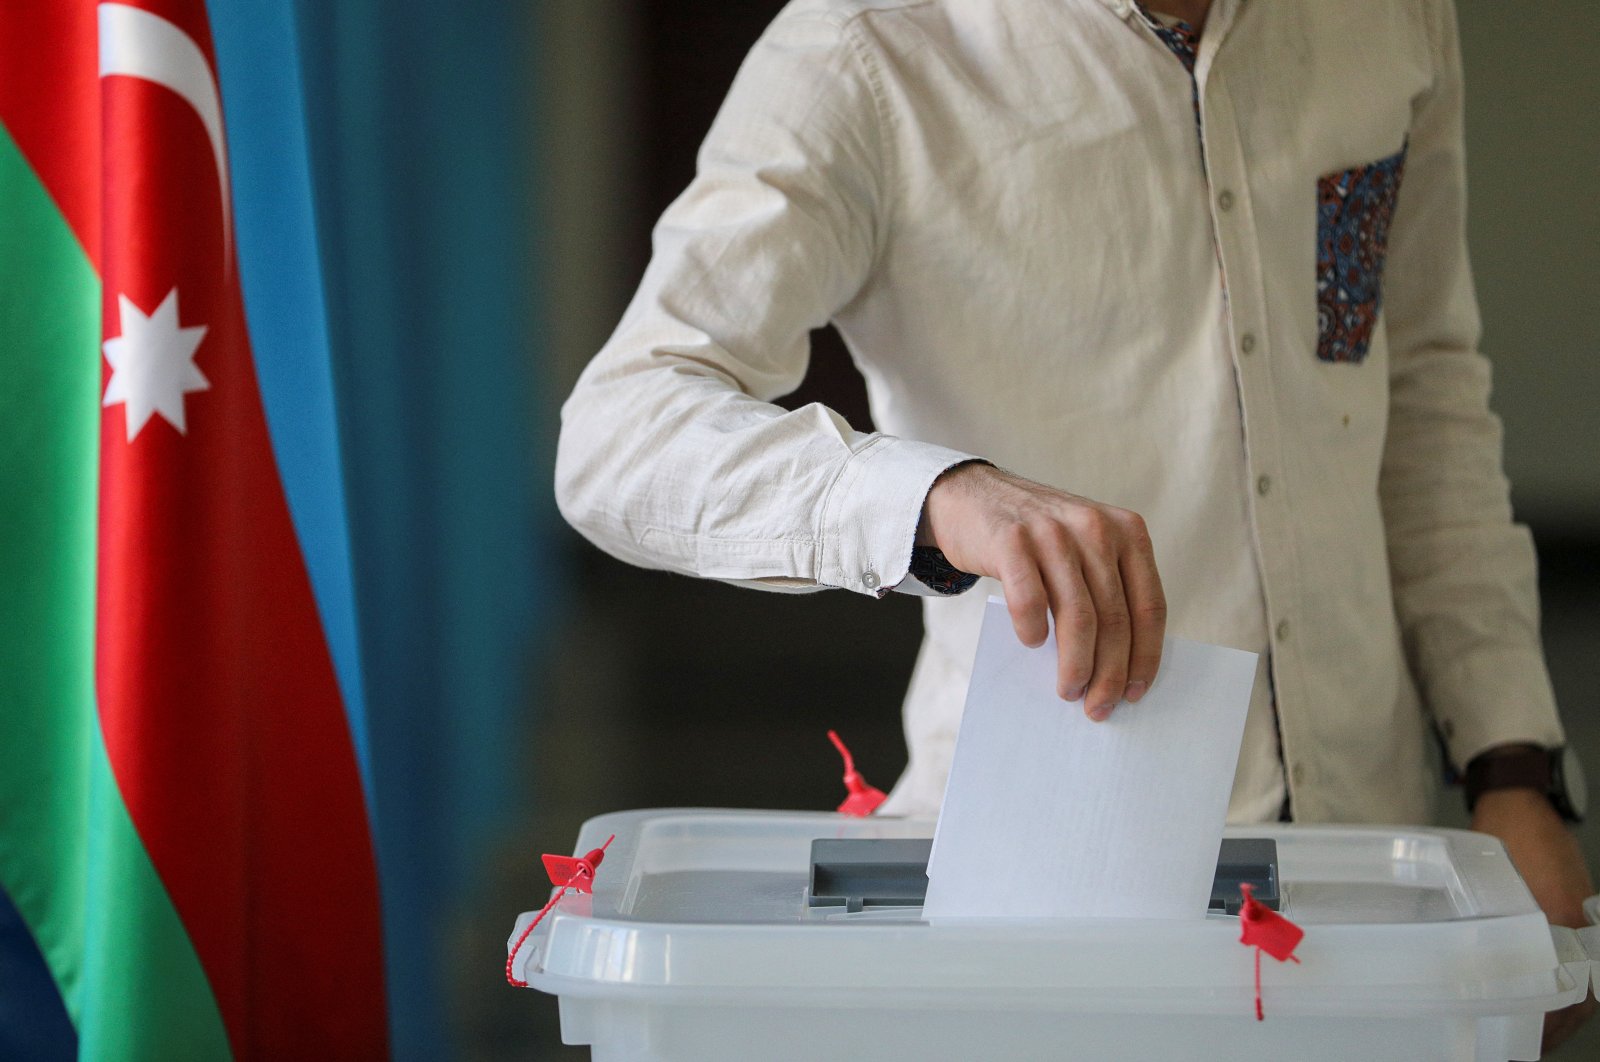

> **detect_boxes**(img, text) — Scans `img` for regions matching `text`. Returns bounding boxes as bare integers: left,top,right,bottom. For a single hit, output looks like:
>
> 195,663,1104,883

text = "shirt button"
1256,474,1272,496
1291,762,1308,786
1217,189,1235,212
862,571,880,590
1275,619,1290,642
1240,332,1256,355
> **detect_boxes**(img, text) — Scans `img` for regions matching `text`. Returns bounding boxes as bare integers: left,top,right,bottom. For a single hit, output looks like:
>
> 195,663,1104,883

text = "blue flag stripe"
206,0,371,790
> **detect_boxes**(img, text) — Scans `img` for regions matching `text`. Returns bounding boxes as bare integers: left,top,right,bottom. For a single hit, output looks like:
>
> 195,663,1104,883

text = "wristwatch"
1463,744,1587,823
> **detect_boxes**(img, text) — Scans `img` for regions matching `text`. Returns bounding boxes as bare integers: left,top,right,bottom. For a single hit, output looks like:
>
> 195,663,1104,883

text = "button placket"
1200,65,1312,806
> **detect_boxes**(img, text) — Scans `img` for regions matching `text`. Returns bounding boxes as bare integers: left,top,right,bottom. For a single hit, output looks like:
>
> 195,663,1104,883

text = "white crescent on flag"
97,2,232,260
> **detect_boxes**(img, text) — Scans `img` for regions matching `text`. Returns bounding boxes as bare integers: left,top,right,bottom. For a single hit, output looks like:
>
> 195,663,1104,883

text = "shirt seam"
811,0,937,30
837,15,907,283
813,432,890,585
1421,0,1443,80
640,527,820,551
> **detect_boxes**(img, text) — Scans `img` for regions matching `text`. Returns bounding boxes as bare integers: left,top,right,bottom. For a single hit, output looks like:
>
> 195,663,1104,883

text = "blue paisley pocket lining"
1315,143,1408,364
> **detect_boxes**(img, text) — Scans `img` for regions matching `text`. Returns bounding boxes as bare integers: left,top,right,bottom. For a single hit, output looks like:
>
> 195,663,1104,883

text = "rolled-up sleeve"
1378,0,1565,767
555,9,976,597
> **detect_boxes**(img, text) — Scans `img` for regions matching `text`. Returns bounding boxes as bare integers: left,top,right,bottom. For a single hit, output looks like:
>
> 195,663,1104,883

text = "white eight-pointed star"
102,289,210,442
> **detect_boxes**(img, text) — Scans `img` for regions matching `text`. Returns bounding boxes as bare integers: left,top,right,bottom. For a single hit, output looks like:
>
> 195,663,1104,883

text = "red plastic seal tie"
828,729,886,817
541,842,609,894
1238,882,1303,1020
506,834,615,988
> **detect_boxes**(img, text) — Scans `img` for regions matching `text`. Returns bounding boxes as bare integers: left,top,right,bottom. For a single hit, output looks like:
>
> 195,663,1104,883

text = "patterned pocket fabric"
908,546,979,596
1315,143,1408,363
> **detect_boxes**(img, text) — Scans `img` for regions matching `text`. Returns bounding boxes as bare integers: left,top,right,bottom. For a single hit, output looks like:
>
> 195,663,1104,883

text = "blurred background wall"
1458,3,1600,528
476,1,1600,1058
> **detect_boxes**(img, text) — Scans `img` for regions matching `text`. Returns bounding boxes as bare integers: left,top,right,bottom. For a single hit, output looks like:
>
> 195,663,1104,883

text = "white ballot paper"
923,598,1259,920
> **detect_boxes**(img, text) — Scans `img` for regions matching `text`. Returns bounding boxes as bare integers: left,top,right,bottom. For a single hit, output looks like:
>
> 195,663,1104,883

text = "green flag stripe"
0,125,232,1061
76,729,234,1061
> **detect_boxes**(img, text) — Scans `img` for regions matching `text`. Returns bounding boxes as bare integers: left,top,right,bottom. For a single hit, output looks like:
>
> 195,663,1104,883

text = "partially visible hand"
919,463,1166,720
1472,788,1596,1054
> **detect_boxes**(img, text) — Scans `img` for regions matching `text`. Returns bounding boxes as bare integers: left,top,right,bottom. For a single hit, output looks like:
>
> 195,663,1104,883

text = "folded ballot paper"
924,598,1258,920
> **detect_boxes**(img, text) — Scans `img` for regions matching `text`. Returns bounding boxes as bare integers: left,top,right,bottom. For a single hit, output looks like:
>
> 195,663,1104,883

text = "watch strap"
1463,746,1553,812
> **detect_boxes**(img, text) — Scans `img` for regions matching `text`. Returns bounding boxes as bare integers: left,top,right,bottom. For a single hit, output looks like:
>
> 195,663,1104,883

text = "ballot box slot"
807,837,1279,915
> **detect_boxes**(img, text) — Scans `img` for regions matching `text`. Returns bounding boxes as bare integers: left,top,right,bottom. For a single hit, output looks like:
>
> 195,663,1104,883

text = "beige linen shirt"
555,0,1566,823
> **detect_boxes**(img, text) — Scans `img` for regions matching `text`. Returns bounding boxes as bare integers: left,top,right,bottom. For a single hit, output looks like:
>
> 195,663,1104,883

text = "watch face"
1561,746,1587,822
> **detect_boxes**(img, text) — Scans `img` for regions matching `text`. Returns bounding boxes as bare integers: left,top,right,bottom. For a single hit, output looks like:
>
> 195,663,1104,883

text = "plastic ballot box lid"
509,809,1595,1062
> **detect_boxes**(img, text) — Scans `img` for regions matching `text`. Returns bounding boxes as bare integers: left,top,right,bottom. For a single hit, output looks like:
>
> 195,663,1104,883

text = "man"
557,0,1592,1043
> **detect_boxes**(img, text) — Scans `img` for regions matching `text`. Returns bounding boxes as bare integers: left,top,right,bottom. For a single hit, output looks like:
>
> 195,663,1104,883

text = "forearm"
1377,0,1563,767
556,356,974,593
1380,352,1563,764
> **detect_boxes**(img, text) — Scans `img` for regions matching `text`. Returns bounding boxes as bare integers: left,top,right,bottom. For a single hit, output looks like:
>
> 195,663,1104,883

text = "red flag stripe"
88,1,387,1056
0,3,100,269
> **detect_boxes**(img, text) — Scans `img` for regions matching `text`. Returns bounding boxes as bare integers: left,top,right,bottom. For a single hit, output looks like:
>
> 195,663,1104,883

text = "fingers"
1032,507,1165,721
999,554,1050,649
1117,515,1167,703
1039,555,1095,701
930,463,1165,719
1077,527,1131,721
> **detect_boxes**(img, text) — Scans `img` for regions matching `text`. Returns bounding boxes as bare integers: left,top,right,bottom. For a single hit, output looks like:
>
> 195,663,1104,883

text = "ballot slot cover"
806,836,1279,914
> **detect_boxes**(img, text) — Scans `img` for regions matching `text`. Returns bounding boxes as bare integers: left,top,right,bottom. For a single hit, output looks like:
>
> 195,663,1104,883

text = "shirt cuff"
1430,647,1567,770
816,435,982,596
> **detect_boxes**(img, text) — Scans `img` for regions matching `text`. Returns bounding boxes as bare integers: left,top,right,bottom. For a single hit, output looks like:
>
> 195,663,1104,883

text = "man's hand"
1471,788,1596,1053
920,463,1166,720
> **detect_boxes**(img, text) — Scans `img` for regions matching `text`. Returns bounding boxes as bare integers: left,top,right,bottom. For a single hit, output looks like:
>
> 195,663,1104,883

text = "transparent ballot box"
508,809,1596,1062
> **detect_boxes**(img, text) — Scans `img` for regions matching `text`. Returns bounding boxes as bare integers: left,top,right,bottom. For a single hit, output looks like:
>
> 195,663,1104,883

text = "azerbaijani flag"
1,2,387,1056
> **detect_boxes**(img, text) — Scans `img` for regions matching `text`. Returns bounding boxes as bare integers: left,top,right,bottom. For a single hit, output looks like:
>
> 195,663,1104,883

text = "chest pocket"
1315,143,1408,363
